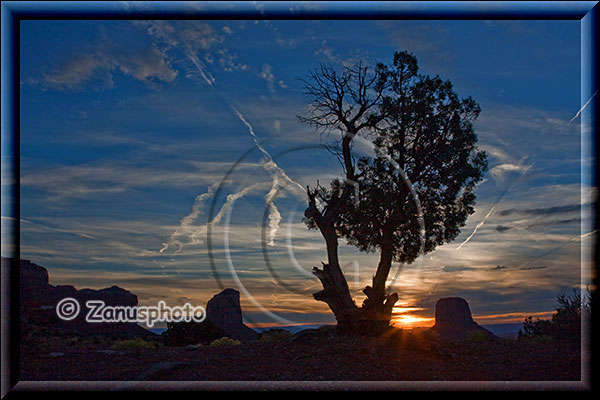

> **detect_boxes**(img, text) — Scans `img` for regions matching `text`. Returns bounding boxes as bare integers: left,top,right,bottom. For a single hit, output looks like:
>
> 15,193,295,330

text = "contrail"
158,49,304,251
160,182,219,253
572,229,597,241
209,183,262,227
229,105,304,192
570,89,597,123
230,105,304,246
456,205,496,250
160,182,262,254
265,174,282,246
229,105,273,161
14,217,97,240
456,161,533,250
183,46,215,86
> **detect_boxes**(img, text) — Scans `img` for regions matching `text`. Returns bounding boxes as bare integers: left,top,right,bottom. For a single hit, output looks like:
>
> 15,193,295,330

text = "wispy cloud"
498,203,583,217
41,46,178,90
259,63,286,93
160,182,219,253
488,157,533,184
20,161,239,202
137,20,248,87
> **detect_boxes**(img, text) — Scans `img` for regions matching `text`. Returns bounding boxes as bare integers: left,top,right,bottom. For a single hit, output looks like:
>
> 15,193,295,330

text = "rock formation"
13,257,154,337
205,288,258,342
428,297,495,341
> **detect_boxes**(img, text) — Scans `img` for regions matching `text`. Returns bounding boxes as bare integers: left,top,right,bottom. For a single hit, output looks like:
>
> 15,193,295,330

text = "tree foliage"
339,52,487,263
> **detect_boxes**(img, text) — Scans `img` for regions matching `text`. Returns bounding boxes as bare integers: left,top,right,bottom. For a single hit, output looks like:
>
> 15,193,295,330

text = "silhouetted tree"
299,51,487,334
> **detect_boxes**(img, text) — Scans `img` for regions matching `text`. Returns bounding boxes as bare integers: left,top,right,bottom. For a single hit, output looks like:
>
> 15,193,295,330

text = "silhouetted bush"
258,328,292,344
162,318,227,346
210,337,241,347
518,289,593,348
519,316,553,338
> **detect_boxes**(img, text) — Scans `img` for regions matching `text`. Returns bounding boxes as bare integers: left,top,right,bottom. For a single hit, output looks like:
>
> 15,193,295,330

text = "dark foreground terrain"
19,328,584,386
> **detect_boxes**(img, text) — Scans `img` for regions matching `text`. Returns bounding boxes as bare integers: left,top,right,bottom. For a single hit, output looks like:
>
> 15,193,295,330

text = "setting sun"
391,314,434,328
391,305,434,328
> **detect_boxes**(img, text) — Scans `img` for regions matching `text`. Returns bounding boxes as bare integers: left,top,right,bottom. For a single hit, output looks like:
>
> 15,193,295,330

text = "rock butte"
428,297,496,341
205,288,258,342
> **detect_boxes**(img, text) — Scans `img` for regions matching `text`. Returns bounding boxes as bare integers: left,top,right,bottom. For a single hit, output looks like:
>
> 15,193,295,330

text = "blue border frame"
0,1,598,19
1,0,598,393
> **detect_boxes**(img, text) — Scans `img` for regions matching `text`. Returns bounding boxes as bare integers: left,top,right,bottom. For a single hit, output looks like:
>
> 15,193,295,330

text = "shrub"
258,328,292,344
518,289,592,348
162,318,227,346
210,337,241,347
518,316,553,338
111,338,155,350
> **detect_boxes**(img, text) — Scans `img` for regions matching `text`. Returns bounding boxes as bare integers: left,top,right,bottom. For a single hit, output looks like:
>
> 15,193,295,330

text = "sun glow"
392,314,434,328
390,304,434,328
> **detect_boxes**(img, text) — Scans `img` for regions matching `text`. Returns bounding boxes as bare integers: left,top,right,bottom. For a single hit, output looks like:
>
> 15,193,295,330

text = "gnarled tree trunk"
299,62,398,335
305,184,359,333
359,239,399,335
305,132,398,336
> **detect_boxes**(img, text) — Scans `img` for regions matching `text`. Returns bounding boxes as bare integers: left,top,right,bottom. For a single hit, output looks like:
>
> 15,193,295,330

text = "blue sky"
7,13,595,329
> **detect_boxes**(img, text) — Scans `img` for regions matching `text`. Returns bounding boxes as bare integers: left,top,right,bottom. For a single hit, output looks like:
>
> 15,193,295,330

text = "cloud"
178,23,224,51
519,266,547,271
41,46,178,90
489,162,530,180
441,265,472,273
475,104,579,189
137,21,247,86
526,217,581,230
137,21,223,85
42,53,108,90
216,49,247,72
314,40,340,64
495,225,513,233
495,217,580,234
312,39,370,69
160,182,220,253
498,203,582,217
259,64,277,93
488,158,533,184
20,160,246,202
